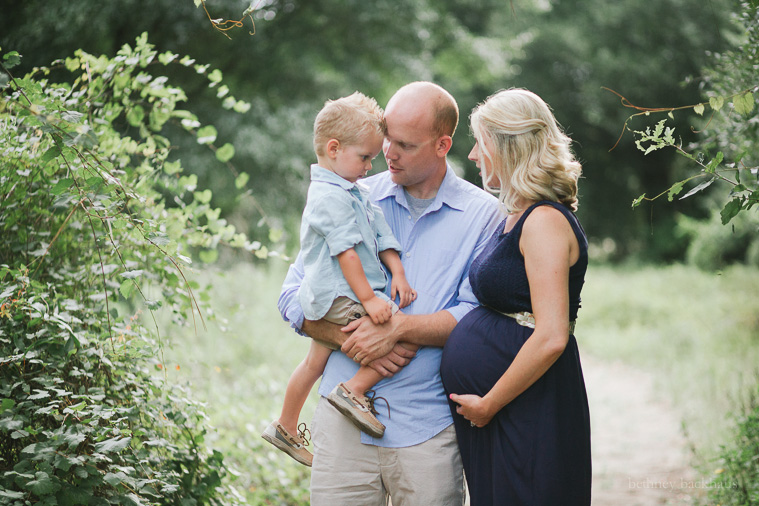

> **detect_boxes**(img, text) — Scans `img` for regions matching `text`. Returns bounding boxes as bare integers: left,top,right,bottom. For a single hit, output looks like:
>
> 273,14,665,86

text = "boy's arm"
378,249,416,309
337,247,392,324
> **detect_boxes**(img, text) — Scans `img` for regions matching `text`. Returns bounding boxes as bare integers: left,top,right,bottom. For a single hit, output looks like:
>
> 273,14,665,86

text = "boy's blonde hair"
470,88,582,212
313,92,385,156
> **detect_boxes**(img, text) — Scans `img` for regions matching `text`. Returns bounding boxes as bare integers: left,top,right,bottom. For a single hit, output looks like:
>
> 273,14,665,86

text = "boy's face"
332,132,384,183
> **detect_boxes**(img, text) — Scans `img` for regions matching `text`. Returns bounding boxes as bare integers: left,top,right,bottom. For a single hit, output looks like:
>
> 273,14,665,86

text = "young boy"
262,92,417,466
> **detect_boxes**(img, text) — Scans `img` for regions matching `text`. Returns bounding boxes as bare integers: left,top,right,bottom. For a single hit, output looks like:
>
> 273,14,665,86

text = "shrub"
0,34,263,504
705,392,759,505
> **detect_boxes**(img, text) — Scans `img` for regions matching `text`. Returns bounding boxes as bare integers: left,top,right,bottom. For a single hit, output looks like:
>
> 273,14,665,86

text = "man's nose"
384,141,397,160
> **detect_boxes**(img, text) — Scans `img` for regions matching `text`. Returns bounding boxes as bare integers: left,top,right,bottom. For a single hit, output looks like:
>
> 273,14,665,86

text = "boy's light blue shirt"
299,164,401,320
279,165,501,448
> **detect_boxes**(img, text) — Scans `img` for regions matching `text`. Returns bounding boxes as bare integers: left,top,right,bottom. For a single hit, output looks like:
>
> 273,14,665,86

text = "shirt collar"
310,164,357,191
373,164,467,212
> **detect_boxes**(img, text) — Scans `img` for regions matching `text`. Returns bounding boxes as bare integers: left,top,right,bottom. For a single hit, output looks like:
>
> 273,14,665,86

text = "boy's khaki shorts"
315,296,398,350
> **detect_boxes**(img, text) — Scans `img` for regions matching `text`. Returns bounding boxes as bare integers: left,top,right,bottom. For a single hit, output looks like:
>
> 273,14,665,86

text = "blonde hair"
313,92,384,156
470,88,582,212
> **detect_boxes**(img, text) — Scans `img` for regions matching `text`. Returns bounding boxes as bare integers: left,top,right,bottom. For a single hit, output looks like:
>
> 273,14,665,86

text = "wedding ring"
353,355,361,363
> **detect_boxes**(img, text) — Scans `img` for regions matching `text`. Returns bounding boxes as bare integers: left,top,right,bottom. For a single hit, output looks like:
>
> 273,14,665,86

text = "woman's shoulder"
521,202,574,236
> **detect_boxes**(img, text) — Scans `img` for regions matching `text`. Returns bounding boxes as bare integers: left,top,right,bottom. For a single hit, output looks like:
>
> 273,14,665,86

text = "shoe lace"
364,389,391,419
297,422,312,447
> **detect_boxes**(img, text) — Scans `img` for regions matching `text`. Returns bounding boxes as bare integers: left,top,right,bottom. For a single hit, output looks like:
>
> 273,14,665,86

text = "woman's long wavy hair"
470,88,582,213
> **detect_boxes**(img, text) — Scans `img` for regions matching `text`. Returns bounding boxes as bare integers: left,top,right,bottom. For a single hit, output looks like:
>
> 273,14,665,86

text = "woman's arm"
450,206,579,427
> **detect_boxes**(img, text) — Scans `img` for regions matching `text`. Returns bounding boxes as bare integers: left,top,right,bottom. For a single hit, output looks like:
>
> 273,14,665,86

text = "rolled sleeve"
277,254,307,334
324,223,363,256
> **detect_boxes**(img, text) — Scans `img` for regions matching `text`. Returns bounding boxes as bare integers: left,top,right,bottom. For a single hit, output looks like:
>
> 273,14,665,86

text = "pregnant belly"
440,306,533,397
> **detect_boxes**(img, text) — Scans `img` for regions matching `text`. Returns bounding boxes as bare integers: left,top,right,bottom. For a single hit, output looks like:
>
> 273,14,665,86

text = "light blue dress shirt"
278,165,501,447
299,165,401,320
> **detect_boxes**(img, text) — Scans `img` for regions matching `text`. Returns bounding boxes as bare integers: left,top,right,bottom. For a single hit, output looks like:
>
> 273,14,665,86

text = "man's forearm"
394,310,458,347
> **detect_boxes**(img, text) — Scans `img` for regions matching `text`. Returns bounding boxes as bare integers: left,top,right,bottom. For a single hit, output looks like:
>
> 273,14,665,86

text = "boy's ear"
326,138,340,158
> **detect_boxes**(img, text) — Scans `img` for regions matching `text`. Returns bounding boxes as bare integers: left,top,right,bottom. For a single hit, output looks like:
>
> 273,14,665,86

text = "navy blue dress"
440,201,591,506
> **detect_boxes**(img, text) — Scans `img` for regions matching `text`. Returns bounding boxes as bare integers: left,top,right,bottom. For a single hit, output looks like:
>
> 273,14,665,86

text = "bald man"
278,82,501,505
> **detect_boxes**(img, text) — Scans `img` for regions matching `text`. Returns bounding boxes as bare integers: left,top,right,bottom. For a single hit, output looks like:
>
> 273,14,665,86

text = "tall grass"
156,261,759,504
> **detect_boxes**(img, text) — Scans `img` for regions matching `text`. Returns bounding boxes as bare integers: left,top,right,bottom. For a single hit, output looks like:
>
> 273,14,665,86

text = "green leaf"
193,189,212,204
198,249,218,264
208,69,223,83
733,92,755,116
51,178,75,195
196,125,217,144
709,96,724,111
693,103,704,116
667,181,685,201
233,100,251,114
0,490,25,499
705,151,724,173
120,270,144,280
1,398,15,412
631,193,646,209
126,105,145,127
215,143,235,163
40,146,61,164
3,51,21,69
25,471,61,496
234,172,249,189
720,198,744,225
119,279,134,300
158,51,178,65
94,436,131,454
104,471,129,486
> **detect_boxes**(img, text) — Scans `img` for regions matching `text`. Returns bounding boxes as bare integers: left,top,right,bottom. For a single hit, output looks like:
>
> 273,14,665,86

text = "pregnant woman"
441,88,592,506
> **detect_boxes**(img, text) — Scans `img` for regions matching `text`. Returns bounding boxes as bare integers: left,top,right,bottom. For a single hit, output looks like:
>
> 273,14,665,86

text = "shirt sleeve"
306,190,363,256
443,204,502,322
277,252,307,334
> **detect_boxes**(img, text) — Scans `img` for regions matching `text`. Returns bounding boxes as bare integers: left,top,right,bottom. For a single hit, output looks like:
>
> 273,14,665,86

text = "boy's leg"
279,340,332,434
344,365,384,394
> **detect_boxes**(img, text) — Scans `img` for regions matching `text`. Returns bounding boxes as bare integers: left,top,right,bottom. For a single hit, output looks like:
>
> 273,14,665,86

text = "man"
278,81,500,505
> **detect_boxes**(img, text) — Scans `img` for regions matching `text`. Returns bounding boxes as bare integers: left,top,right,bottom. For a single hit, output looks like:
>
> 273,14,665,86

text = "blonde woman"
441,89,592,505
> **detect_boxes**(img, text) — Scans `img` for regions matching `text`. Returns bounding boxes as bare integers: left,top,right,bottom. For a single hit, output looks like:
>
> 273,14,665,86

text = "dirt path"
583,355,701,505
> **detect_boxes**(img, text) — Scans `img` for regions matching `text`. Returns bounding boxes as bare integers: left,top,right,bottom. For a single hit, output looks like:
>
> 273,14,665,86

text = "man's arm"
277,254,415,375
341,309,457,366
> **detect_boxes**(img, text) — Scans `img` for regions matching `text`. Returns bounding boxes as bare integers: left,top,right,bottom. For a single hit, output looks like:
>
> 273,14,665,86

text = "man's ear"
326,138,341,158
436,135,453,158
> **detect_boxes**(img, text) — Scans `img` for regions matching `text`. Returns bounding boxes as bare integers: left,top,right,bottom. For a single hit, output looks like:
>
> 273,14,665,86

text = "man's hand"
365,343,417,377
341,311,408,365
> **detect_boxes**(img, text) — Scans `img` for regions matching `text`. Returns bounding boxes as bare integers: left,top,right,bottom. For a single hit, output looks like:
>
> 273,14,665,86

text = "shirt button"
406,252,412,258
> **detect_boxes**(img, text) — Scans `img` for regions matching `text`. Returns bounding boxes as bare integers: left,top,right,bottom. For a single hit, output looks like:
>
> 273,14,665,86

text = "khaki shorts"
315,296,398,350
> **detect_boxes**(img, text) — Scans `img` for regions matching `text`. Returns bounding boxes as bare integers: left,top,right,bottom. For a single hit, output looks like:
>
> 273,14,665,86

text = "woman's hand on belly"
449,392,496,428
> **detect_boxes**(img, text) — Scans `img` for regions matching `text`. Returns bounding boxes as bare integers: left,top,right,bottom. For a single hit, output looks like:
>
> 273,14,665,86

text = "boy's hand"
390,276,417,309
362,296,392,325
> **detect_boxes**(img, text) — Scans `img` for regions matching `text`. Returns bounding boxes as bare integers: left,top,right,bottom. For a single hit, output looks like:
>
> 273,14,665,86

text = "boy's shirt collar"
310,164,362,191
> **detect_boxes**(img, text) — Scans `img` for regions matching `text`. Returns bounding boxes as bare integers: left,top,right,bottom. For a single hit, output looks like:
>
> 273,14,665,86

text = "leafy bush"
677,209,759,270
704,393,759,505
0,34,265,504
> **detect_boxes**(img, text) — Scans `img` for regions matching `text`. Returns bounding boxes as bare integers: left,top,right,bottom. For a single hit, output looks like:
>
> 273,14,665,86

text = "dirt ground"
584,355,703,505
